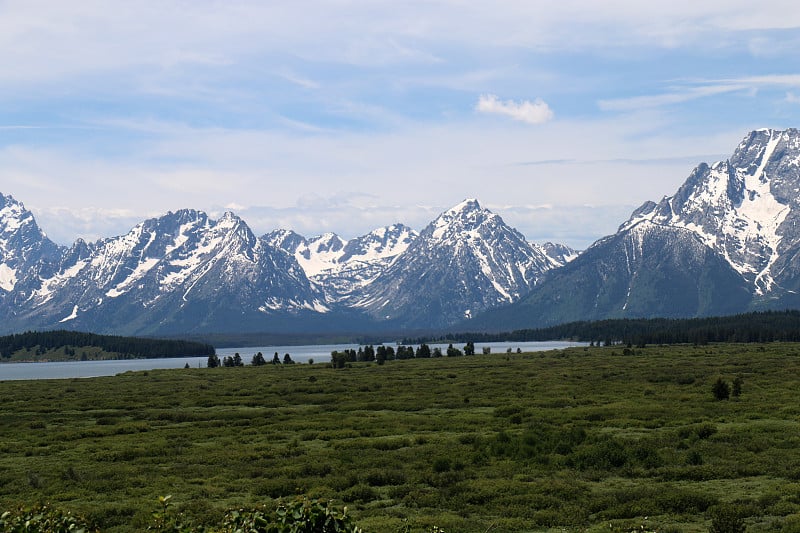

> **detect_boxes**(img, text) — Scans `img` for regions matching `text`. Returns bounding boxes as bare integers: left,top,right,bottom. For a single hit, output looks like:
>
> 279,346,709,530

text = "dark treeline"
330,342,479,368
0,330,215,359
406,310,800,346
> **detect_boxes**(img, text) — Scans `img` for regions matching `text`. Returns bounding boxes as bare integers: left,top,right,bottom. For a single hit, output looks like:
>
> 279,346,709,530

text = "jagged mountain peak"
541,242,579,266
425,199,504,242
0,192,61,293
449,198,482,213
308,232,346,251
340,224,417,262
353,199,559,327
1,192,46,239
1,191,578,334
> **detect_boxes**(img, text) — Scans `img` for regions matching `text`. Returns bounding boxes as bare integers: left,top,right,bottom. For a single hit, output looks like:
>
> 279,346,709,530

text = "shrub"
732,377,743,397
708,504,746,533
712,378,731,401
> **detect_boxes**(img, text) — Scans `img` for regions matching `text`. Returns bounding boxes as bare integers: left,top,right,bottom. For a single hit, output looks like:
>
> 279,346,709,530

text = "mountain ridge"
0,192,573,335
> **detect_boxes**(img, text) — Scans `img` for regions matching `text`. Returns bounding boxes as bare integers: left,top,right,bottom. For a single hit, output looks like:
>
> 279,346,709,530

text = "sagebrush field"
3,344,800,532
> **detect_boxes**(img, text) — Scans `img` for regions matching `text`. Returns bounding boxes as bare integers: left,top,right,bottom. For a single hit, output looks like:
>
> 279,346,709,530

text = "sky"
1,1,800,249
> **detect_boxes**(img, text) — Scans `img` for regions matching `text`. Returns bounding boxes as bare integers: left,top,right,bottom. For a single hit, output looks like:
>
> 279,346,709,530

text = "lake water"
0,340,584,381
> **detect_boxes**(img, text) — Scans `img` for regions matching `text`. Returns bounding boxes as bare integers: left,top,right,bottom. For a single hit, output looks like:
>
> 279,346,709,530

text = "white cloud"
787,92,800,104
475,94,554,124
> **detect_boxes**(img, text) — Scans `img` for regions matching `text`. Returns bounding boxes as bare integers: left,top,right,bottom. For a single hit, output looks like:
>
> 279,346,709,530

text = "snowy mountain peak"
427,199,498,241
340,224,417,263
263,229,306,253
450,198,481,213
0,192,60,292
1,191,578,334
1,193,45,241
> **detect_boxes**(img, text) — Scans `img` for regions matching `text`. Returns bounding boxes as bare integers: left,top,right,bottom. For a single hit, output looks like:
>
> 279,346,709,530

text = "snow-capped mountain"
0,193,63,314
14,126,800,337
621,128,800,296
264,224,418,301
352,199,561,328
541,242,580,266
473,128,800,330
4,208,328,334
0,195,572,334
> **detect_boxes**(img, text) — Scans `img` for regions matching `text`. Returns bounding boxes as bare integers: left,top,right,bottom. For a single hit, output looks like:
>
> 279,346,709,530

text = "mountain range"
0,193,572,335
3,128,800,336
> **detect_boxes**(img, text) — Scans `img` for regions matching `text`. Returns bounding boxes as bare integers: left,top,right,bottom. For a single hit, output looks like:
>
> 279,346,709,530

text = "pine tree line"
0,330,215,359
409,310,800,346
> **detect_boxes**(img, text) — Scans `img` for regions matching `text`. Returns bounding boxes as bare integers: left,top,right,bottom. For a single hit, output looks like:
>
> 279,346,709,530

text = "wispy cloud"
598,84,748,112
275,70,320,90
787,92,800,104
599,74,800,113
475,94,554,124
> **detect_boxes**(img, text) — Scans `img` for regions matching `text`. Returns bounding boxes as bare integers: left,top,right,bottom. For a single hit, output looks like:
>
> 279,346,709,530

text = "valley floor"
2,344,800,531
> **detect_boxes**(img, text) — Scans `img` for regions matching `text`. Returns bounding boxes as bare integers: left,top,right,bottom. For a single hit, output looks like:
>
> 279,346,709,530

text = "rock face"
0,193,62,315
0,195,569,334
472,128,800,331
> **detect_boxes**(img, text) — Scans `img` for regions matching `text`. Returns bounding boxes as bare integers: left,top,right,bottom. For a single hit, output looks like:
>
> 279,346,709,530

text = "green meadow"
3,343,800,531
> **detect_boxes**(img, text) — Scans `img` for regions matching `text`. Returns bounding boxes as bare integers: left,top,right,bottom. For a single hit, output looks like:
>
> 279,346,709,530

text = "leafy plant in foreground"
0,504,98,533
147,495,199,533
221,497,362,533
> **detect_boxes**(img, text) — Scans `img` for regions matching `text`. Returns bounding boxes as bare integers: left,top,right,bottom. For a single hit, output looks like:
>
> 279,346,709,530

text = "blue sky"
1,1,799,249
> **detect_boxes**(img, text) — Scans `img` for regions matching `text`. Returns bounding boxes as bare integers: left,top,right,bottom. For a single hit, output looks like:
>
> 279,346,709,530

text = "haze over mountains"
3,128,800,336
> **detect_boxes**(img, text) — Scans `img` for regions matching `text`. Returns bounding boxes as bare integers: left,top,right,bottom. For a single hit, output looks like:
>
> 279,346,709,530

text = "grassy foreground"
3,344,800,532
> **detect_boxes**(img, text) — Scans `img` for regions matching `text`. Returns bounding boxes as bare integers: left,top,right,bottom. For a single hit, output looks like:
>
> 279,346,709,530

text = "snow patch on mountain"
264,224,419,302
59,305,78,323
0,264,16,291
295,233,347,277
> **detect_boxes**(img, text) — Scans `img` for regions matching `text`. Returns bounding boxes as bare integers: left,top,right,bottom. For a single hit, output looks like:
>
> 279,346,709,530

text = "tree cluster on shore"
329,342,479,368
207,351,296,368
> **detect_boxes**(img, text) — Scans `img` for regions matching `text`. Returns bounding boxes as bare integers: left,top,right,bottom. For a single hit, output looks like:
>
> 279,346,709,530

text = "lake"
0,340,584,381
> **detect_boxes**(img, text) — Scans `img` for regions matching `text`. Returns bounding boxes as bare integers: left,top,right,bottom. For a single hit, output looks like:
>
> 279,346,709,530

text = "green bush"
221,497,362,533
0,504,98,533
712,378,731,401
708,504,746,533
